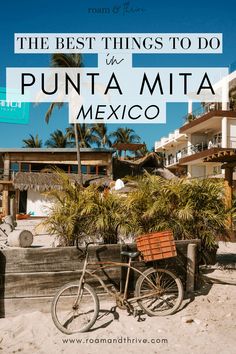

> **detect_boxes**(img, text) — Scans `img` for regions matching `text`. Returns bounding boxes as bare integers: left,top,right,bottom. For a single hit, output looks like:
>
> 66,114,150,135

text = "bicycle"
51,242,184,334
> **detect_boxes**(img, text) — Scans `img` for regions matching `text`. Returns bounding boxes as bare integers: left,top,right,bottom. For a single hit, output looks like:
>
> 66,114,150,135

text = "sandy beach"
0,280,235,354
0,220,235,354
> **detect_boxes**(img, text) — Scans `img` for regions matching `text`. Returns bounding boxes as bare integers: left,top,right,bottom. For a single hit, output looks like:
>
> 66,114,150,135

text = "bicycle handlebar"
76,240,103,256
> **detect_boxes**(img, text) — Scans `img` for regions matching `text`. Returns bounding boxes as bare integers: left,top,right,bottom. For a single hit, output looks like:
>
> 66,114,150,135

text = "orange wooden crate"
136,230,177,262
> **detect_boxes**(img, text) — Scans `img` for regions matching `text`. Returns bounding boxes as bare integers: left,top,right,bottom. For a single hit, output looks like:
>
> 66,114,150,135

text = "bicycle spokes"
52,283,99,334
135,269,183,316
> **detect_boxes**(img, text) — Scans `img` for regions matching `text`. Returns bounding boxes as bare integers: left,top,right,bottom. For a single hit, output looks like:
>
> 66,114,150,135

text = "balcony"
183,102,223,124
183,141,221,156
180,103,236,135
164,138,225,167
155,129,187,151
176,137,236,165
165,150,186,167
165,156,178,167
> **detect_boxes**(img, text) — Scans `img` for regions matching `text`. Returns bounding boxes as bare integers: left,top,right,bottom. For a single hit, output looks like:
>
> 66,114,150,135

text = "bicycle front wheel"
135,268,184,316
51,282,99,334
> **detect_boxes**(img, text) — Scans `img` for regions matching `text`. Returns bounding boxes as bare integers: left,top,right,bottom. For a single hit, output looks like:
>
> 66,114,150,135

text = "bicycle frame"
74,248,161,308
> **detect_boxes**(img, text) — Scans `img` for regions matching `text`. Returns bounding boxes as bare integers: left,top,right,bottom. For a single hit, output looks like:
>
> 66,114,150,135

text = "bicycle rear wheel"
135,268,183,316
51,282,99,334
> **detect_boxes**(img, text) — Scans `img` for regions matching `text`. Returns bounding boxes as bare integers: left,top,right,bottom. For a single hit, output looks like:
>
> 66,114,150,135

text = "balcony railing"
164,140,222,166
163,136,236,167
181,141,222,157
183,102,233,124
165,156,178,166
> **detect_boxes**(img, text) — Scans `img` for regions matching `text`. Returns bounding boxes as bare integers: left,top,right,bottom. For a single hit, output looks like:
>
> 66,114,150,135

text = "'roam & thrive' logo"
88,1,146,15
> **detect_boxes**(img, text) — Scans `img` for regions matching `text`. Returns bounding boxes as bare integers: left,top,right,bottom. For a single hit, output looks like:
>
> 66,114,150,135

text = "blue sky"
0,0,236,148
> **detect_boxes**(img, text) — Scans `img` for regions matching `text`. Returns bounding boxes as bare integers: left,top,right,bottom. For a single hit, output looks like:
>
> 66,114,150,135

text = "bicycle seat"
120,251,140,259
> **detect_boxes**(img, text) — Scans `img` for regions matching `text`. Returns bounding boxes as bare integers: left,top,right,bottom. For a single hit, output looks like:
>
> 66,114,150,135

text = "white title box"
14,33,223,54
6,67,228,124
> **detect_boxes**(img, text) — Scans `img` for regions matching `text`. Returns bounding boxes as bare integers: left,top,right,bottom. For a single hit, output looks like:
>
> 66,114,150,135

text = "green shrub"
45,170,232,255
45,170,125,245
44,171,89,246
125,174,232,253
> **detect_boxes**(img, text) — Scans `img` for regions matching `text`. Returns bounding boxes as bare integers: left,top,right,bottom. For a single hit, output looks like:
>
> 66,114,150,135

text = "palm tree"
66,124,97,148
136,144,158,158
45,129,73,148
92,124,113,148
112,127,141,157
22,134,42,148
45,54,83,183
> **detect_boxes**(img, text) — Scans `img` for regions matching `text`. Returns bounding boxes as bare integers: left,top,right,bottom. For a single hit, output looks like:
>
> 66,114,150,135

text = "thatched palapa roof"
13,172,110,192
113,152,176,180
112,143,145,151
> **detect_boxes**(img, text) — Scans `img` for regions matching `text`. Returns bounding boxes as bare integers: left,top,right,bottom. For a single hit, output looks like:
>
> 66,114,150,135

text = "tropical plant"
45,170,232,260
136,143,157,157
112,127,141,144
45,170,88,246
136,142,149,157
186,113,196,122
66,124,97,148
111,127,141,157
22,134,42,148
92,124,113,148
45,53,83,183
125,173,232,256
81,186,125,244
45,170,125,245
45,129,73,148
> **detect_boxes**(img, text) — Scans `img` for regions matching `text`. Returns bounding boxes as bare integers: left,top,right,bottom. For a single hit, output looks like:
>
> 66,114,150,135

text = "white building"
155,129,188,176
155,71,236,179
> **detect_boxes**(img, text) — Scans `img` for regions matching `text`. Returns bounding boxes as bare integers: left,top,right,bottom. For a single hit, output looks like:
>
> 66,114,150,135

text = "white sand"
0,281,235,354
0,220,235,353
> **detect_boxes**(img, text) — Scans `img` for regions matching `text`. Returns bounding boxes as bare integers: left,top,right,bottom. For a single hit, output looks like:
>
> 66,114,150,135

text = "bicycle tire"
51,282,99,334
135,268,184,316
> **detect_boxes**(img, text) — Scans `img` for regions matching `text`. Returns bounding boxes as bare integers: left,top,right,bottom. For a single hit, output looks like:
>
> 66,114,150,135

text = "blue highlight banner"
0,87,29,124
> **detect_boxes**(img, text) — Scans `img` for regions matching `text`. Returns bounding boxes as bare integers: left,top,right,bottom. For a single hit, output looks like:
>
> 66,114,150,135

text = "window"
81,165,87,174
11,162,19,172
71,165,107,175
21,163,30,172
71,165,78,174
89,166,96,174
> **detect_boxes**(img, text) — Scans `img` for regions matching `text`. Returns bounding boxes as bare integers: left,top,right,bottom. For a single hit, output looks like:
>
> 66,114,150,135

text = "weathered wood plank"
0,239,201,318
0,267,121,298
0,245,122,273
0,241,201,273
0,240,201,297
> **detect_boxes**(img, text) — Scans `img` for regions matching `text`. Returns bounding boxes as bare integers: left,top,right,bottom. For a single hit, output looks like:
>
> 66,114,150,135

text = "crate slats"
136,230,177,262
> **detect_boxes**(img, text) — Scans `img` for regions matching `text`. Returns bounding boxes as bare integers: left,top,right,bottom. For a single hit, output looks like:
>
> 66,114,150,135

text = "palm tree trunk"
74,124,83,184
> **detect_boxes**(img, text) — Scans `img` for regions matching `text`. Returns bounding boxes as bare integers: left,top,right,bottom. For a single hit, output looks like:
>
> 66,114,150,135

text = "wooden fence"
0,240,201,317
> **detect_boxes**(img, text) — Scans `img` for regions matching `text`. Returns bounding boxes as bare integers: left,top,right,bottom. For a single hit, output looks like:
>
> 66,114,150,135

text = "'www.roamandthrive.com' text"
62,336,168,344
